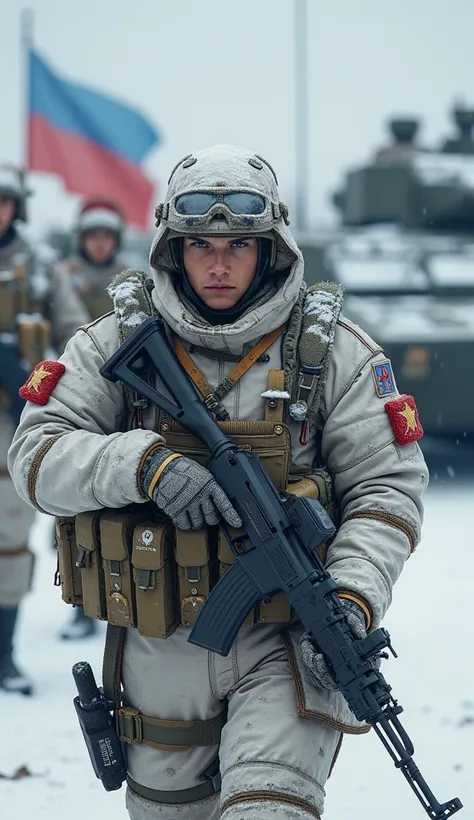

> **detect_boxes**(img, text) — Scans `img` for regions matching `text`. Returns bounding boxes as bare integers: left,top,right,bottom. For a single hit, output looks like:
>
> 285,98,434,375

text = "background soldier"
0,163,89,694
58,198,126,320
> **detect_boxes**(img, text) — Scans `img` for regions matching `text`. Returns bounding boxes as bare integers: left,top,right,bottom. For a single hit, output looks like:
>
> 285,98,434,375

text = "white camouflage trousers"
0,417,35,607
122,624,347,820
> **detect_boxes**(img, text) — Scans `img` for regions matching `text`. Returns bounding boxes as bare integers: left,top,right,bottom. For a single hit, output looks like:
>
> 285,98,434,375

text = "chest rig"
158,323,297,630
55,326,304,636
55,270,344,638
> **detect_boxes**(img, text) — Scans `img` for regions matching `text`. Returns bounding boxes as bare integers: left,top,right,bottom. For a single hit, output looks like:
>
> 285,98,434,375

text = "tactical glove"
299,599,367,691
140,445,242,531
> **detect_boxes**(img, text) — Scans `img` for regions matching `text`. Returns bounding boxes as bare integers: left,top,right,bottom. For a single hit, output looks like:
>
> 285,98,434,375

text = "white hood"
149,144,305,354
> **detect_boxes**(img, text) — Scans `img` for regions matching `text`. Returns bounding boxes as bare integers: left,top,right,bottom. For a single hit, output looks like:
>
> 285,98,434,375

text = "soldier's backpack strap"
284,281,344,422
107,269,157,413
107,269,156,344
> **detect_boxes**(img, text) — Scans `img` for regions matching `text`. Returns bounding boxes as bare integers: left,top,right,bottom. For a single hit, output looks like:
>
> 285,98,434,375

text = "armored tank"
299,104,474,440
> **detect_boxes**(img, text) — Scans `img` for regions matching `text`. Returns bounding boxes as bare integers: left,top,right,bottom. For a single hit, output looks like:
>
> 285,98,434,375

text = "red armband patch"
384,394,423,444
19,361,66,405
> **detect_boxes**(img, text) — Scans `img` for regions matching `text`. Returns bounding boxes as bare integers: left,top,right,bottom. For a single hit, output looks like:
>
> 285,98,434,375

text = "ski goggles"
157,188,288,233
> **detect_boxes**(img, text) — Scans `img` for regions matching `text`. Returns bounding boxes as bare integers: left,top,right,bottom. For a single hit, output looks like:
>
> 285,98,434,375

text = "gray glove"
140,446,242,531
299,600,368,691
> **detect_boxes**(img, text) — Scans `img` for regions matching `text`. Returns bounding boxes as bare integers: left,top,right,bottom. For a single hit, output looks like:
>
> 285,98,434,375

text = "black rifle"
100,315,462,820
72,661,127,791
0,339,29,426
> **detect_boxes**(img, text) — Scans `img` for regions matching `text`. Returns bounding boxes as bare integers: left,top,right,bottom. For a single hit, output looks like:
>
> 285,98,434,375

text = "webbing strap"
264,369,285,423
118,704,227,749
127,769,219,804
102,622,126,705
173,325,286,417
289,282,343,421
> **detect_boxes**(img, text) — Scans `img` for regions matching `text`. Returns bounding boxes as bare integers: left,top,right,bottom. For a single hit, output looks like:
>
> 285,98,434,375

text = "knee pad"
126,785,219,820
221,792,320,820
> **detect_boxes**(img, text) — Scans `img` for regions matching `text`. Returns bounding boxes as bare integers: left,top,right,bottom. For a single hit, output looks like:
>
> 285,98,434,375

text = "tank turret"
333,104,474,232
298,102,474,442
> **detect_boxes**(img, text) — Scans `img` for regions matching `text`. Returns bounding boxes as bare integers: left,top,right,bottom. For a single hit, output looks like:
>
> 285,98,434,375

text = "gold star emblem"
398,402,417,434
27,365,52,393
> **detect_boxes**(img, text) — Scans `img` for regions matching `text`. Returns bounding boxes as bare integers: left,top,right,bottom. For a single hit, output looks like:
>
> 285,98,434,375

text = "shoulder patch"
19,361,66,405
385,394,423,444
372,358,397,397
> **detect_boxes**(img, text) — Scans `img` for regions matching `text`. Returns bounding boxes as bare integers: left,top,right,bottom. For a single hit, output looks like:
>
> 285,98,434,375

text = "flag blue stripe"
29,49,160,166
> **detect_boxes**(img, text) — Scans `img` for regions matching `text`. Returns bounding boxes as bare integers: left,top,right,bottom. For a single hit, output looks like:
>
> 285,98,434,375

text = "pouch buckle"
119,707,143,744
75,547,91,570
297,364,323,398
137,568,156,590
185,566,201,583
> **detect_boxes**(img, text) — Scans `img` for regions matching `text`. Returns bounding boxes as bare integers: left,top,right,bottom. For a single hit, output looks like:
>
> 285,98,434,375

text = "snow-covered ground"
1,480,472,820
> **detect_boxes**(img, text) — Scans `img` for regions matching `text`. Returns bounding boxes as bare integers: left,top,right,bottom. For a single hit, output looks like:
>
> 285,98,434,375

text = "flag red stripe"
28,113,155,229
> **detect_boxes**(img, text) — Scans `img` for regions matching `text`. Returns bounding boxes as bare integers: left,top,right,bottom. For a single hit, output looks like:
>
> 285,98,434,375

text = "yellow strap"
216,325,286,392
137,442,166,498
338,591,373,631
147,452,183,498
264,369,285,423
173,325,286,404
173,341,213,400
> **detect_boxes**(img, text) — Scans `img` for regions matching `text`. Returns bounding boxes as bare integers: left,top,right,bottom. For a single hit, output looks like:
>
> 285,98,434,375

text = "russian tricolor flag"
28,48,160,229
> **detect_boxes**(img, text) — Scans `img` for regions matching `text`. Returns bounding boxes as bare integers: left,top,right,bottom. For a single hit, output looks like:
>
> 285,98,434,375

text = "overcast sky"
2,0,474,238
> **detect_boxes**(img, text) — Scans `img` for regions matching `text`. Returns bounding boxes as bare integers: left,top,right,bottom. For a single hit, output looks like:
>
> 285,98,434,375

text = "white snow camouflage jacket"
8,145,428,629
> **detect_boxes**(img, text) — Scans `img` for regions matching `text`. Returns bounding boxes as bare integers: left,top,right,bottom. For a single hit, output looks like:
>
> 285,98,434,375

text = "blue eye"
190,240,208,248
230,240,248,249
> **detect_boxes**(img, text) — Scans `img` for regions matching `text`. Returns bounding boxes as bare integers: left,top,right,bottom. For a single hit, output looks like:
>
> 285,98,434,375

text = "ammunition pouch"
132,519,177,638
17,316,51,367
175,528,213,627
55,517,83,605
0,265,29,332
56,505,179,640
0,262,50,366
75,510,107,620
54,419,336,636
159,417,291,489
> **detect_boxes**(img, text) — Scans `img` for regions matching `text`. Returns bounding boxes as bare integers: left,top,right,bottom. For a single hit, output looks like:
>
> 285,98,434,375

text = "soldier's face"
0,196,16,237
82,229,117,265
183,236,258,309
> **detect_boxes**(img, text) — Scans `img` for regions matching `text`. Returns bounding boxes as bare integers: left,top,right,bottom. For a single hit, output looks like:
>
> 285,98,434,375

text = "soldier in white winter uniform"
0,163,88,694
58,197,126,320
8,145,428,818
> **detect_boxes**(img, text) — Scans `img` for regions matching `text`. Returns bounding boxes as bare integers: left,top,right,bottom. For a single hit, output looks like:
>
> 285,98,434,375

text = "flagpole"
20,8,34,171
294,0,309,233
